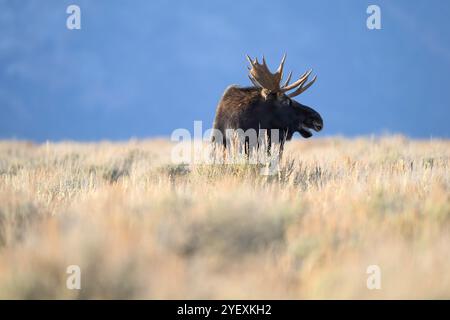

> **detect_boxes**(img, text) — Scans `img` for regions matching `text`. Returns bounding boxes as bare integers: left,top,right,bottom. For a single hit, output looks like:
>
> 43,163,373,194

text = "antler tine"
248,75,262,88
247,54,260,66
262,55,267,67
281,69,312,92
282,71,292,87
276,53,286,78
287,75,317,98
261,56,274,79
246,55,254,66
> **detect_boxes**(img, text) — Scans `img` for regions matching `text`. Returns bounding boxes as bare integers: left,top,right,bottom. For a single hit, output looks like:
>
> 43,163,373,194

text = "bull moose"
211,54,323,156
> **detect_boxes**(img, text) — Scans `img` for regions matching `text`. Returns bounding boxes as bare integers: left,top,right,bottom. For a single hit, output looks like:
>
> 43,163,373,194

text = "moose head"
246,54,323,138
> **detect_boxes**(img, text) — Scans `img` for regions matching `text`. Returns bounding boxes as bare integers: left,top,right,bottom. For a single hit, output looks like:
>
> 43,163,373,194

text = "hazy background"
1,0,449,141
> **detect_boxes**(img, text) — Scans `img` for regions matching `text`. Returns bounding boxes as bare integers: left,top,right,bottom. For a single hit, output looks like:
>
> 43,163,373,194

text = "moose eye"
282,98,291,106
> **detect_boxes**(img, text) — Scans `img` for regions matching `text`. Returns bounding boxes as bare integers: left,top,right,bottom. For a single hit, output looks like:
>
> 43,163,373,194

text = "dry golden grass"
0,136,449,299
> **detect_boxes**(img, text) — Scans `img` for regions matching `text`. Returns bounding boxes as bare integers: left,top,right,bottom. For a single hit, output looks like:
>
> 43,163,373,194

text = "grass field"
0,136,449,299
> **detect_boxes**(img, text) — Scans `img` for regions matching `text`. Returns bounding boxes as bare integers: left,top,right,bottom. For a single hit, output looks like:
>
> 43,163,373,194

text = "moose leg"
266,132,272,157
244,138,250,161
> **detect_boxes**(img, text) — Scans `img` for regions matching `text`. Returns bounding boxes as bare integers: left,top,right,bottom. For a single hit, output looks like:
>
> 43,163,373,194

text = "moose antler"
246,54,317,98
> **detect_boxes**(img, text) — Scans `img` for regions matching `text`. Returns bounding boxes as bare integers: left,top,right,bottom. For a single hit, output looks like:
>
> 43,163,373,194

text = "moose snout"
313,120,323,131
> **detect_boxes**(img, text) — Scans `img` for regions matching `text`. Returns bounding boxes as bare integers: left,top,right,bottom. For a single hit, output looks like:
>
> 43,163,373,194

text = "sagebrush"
0,136,449,299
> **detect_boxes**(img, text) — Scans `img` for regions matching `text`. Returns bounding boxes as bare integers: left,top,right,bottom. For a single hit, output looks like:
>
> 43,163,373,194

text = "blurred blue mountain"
1,0,449,141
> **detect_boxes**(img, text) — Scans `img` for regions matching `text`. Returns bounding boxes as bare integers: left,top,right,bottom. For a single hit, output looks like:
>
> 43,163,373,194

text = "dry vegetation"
0,136,449,299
